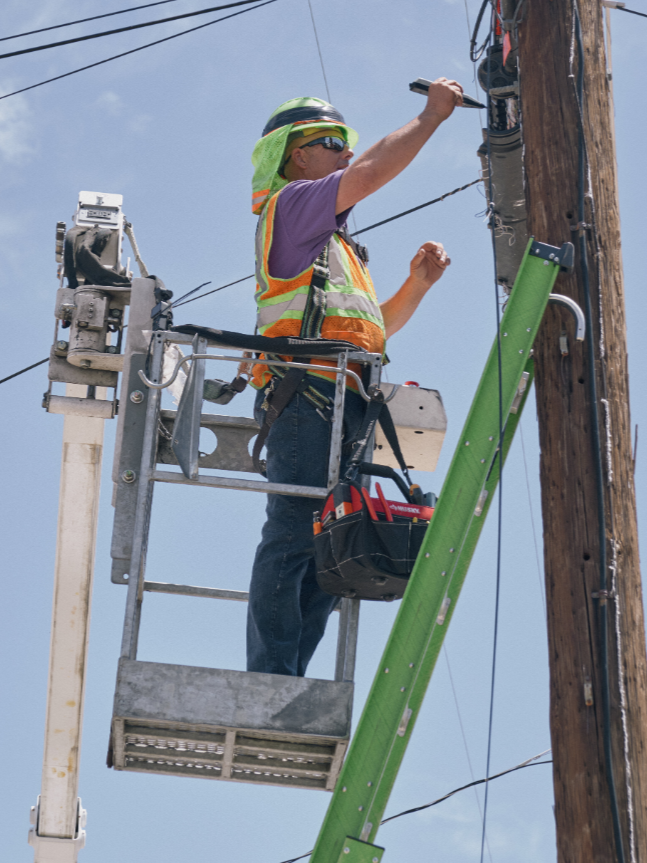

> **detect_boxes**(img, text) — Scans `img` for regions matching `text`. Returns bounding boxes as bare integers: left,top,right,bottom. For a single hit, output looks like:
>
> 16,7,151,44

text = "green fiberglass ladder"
309,238,582,863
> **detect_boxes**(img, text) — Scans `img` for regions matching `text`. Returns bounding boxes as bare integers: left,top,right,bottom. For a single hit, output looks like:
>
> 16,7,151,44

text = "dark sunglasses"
301,135,347,152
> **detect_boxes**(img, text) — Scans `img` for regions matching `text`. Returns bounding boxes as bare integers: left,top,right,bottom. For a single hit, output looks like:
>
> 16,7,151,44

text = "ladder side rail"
327,350,348,488
334,598,361,684
120,331,165,660
364,355,536,827
309,243,564,862
335,600,352,683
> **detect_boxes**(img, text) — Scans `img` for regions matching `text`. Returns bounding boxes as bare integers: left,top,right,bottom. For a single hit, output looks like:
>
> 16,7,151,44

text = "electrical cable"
0,0,279,103
519,421,547,620
617,6,647,19
589,28,634,859
470,0,492,62
381,754,552,824
303,0,352,233
0,0,275,62
350,179,481,237
306,0,331,104
177,180,482,307
463,0,487,132
570,4,626,860
478,8,503,861
277,751,553,863
0,358,48,386
443,646,493,863
0,0,181,44
169,281,211,307
3,179,482,388
173,274,255,307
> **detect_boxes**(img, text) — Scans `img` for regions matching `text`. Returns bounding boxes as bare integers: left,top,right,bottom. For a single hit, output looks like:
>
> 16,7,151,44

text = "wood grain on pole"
518,0,647,860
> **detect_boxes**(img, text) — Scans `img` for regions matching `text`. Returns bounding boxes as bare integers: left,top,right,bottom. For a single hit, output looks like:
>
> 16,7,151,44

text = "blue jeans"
246,376,366,676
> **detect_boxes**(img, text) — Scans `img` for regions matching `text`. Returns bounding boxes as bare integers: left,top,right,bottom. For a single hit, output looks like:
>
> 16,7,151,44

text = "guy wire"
444,645,493,863
306,0,331,104
479,4,504,860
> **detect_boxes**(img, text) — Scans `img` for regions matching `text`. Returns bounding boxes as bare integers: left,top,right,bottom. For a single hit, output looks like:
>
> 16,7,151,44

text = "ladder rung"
143,582,249,601
152,469,328,498
142,580,341,611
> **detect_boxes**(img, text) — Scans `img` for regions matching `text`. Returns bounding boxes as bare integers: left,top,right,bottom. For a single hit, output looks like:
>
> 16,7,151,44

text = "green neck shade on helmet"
251,97,358,215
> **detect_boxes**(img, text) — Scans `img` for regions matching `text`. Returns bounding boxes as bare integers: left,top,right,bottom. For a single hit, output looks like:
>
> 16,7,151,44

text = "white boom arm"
29,384,105,862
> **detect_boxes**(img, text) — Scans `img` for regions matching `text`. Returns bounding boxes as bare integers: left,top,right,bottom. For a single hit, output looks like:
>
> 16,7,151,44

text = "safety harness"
250,230,379,477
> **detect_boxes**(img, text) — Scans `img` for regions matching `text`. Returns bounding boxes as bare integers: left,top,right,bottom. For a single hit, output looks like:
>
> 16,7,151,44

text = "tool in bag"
314,388,437,602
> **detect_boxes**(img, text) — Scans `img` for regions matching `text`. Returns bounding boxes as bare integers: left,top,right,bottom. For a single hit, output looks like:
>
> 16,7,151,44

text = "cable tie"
592,588,615,602
570,220,589,236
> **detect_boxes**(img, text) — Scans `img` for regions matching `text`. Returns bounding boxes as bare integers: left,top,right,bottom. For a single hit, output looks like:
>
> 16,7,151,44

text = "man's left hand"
409,241,451,289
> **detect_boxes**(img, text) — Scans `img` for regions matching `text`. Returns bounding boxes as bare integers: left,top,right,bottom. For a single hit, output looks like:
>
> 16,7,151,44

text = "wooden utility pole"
518,1,647,860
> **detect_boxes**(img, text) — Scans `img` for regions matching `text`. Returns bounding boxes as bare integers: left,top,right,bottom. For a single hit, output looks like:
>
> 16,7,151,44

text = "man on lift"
247,78,463,677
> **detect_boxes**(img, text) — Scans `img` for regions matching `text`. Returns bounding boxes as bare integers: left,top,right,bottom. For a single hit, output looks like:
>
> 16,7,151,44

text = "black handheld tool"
409,77,486,109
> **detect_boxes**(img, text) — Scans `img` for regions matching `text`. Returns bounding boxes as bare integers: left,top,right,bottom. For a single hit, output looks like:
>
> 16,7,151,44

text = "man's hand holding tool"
422,77,464,122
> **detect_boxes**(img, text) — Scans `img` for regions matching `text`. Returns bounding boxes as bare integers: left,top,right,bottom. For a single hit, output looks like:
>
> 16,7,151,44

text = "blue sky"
1,1,645,861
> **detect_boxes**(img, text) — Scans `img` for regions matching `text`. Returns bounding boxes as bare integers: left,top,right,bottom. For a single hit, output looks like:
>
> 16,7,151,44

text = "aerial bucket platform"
34,188,584,859
106,282,448,790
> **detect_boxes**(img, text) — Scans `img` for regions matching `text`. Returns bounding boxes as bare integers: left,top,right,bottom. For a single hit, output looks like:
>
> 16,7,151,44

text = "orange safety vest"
251,189,386,390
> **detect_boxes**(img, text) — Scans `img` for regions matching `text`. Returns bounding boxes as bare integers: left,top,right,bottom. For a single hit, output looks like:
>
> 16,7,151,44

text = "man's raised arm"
335,77,464,215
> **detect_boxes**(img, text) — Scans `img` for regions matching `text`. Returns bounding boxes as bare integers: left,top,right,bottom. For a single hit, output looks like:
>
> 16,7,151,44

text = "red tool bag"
314,477,434,601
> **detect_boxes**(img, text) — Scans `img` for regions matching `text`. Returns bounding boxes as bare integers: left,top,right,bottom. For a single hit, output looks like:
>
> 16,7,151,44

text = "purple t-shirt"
268,170,353,279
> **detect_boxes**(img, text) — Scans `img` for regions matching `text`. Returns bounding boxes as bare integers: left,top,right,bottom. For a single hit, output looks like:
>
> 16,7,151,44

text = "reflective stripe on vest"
251,189,385,389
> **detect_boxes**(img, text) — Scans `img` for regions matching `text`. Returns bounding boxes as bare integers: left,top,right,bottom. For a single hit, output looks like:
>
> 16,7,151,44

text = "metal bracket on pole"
528,239,575,273
548,293,586,341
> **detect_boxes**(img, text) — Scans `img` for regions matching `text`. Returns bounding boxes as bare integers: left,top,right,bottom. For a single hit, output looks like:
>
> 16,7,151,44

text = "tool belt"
249,241,360,477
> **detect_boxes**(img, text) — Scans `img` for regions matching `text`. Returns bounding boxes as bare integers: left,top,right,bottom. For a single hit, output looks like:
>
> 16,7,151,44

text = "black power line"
0,358,48,386
350,179,481,237
618,6,647,19
0,0,274,62
277,754,553,863
1,178,480,387
0,0,278,103
179,178,482,307
173,274,255,307
0,0,182,44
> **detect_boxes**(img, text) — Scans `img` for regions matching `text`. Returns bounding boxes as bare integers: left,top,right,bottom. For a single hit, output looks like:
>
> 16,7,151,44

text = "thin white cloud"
0,91,34,164
96,90,124,116
128,114,153,134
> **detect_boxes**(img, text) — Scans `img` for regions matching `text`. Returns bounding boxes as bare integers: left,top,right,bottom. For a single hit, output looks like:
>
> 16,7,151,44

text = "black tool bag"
314,476,430,601
314,395,434,602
